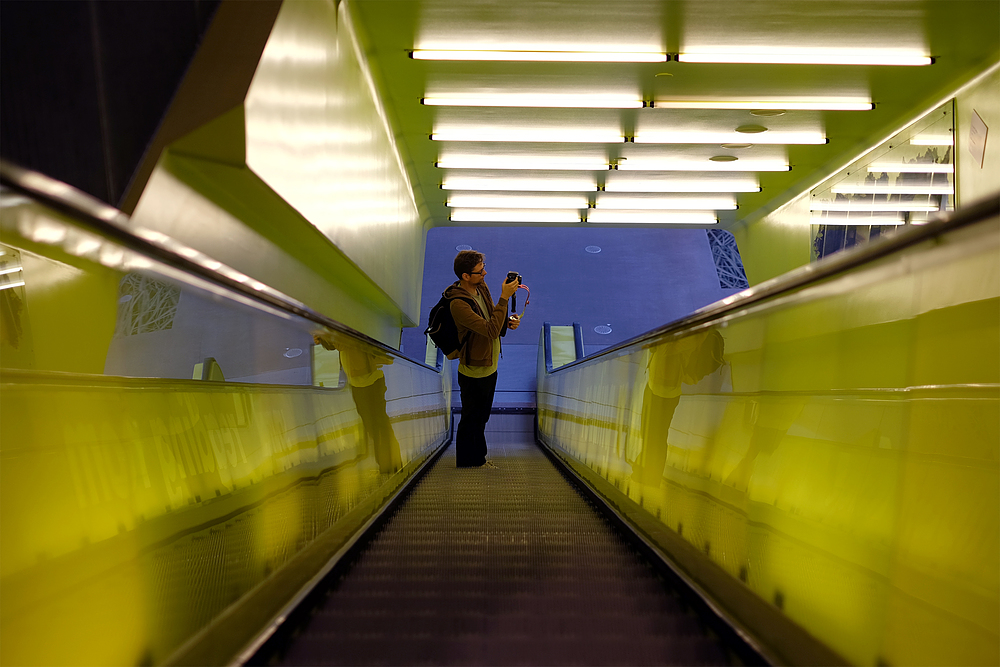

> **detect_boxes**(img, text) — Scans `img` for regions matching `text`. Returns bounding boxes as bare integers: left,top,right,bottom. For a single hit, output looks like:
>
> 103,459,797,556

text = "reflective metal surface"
0,186,450,666
244,0,424,325
537,207,999,665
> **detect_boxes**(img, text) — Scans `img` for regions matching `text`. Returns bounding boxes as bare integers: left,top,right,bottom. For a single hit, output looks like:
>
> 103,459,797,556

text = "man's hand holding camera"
502,272,522,330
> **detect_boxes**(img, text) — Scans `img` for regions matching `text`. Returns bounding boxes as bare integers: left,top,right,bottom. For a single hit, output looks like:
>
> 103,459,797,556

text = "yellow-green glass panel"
0,195,450,666
538,215,999,666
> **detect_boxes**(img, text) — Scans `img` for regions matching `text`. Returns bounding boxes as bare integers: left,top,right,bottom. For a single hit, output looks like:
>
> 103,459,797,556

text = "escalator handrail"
0,159,440,373
548,193,1000,375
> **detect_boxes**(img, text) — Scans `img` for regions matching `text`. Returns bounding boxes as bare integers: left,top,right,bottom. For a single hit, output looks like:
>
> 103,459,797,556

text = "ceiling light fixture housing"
411,50,667,62
617,158,789,171
441,176,598,192
450,208,583,223
633,130,826,144
436,155,609,170
676,48,932,66
595,195,737,210
653,98,873,111
603,177,761,193
422,93,643,108
431,128,625,143
588,210,719,224
447,194,590,208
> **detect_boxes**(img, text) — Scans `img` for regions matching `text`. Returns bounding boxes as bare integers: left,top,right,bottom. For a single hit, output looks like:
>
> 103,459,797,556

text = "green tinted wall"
128,0,425,347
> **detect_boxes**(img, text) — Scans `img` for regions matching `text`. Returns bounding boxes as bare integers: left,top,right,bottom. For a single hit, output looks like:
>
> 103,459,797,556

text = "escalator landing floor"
276,416,734,666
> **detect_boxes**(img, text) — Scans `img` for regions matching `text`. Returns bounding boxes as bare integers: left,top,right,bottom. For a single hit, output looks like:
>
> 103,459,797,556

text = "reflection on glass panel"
538,214,999,666
810,101,955,259
0,191,449,666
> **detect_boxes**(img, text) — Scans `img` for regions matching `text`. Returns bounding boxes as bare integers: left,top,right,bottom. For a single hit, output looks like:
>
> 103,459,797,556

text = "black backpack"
424,288,476,360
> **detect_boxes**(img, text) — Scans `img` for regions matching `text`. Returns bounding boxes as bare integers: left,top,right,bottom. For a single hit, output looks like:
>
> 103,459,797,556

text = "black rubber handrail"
0,159,439,373
551,193,999,374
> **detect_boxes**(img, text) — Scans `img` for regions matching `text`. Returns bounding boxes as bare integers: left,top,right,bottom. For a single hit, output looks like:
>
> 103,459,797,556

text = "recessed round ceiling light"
654,72,674,77
585,245,602,253
736,124,769,134
595,325,613,334
751,109,786,117
456,244,473,251
284,348,303,359
710,155,739,162
721,143,753,149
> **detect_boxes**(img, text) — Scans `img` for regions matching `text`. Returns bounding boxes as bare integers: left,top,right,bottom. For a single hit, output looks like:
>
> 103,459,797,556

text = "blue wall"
402,226,742,406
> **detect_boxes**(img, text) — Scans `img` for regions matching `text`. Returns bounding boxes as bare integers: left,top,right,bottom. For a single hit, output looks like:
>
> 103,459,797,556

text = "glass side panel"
538,215,999,666
810,100,955,259
0,192,450,666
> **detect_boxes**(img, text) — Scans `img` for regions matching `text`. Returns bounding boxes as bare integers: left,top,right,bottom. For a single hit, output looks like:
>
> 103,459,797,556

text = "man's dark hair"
454,250,485,279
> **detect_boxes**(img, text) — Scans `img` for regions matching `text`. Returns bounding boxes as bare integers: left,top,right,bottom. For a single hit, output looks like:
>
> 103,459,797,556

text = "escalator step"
275,425,735,666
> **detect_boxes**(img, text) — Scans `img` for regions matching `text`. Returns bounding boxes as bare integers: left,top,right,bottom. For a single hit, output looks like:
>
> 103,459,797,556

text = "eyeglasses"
469,265,486,275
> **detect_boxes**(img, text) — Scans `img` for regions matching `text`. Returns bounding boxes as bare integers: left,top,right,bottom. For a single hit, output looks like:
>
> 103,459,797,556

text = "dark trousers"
456,371,497,467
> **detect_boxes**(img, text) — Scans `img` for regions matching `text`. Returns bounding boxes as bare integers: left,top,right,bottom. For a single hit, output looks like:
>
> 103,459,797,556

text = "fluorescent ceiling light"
423,94,643,108
618,159,789,171
447,194,589,208
810,202,939,212
909,135,954,146
588,210,718,224
0,266,23,276
595,195,736,210
653,98,873,111
830,185,953,195
677,49,932,66
437,155,608,170
441,176,597,191
867,163,953,174
450,208,582,223
412,50,666,62
634,131,826,144
811,215,905,226
0,280,26,290
604,177,760,193
432,128,624,143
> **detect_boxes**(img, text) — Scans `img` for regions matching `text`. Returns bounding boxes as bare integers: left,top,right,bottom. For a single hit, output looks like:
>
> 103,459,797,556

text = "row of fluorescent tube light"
411,50,933,66
430,129,830,144
440,176,761,192
422,95,875,110
418,47,936,224
447,195,737,209
436,158,952,173
450,209,720,224
437,156,792,170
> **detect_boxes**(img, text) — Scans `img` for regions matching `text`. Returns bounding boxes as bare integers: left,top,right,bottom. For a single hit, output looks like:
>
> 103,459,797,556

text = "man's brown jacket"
445,281,508,367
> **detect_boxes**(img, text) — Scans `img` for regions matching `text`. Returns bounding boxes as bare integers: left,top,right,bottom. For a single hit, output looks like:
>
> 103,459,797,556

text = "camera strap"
513,284,530,318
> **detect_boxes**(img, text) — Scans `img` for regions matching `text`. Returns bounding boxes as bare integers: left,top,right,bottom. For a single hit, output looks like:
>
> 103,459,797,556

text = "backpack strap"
449,294,477,354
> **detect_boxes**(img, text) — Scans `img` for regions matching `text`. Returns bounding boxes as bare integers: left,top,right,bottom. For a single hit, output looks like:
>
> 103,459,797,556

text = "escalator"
1,163,997,667
251,413,762,666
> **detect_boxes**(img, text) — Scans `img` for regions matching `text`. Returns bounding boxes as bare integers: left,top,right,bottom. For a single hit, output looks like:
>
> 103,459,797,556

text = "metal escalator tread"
276,427,736,666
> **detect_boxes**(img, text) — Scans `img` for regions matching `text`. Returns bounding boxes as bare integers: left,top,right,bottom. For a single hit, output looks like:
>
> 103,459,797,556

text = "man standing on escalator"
446,250,521,468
